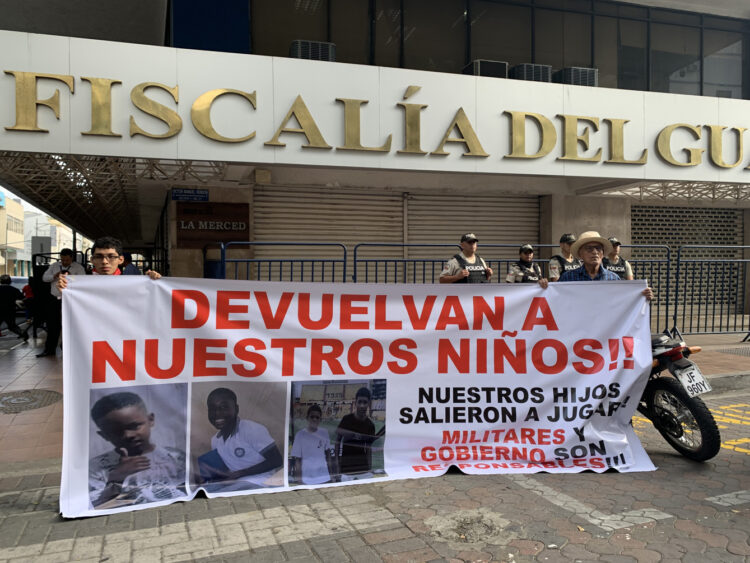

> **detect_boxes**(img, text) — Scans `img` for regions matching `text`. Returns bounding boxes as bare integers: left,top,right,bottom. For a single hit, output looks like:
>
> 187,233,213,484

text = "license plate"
675,365,712,397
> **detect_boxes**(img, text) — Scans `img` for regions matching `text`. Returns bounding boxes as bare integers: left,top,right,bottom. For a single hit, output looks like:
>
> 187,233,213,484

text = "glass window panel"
594,16,617,88
470,1,532,67
703,16,748,33
374,0,401,67
594,1,617,16
252,0,327,57
535,0,590,9
618,19,647,91
651,23,700,95
403,0,466,73
703,30,743,98
535,9,564,68
651,9,700,26
617,5,647,19
535,9,591,69
330,0,370,64
563,12,592,67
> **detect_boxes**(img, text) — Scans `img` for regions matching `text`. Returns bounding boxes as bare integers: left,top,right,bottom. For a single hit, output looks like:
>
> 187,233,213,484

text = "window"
331,0,370,64
252,0,327,57
535,9,591,69
374,0,401,67
619,19,648,91
651,23,700,95
403,0,466,73
703,30,743,98
470,1,532,67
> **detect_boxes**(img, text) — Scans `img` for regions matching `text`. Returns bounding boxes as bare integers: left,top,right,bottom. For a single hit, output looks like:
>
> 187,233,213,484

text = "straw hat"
570,231,612,258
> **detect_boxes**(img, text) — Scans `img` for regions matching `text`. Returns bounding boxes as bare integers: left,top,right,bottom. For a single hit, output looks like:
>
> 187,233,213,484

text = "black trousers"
0,310,26,337
44,299,62,353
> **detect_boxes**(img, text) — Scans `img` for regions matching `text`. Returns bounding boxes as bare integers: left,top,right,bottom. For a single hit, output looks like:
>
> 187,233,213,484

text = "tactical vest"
551,255,581,275
602,257,628,279
514,260,542,283
453,253,488,283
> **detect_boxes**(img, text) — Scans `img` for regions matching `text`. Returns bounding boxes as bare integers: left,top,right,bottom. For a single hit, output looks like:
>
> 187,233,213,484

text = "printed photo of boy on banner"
289,380,387,486
88,383,188,509
190,381,286,494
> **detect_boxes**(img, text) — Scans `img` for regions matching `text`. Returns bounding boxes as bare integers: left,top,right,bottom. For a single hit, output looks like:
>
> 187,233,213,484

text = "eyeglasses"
581,245,604,254
92,254,121,262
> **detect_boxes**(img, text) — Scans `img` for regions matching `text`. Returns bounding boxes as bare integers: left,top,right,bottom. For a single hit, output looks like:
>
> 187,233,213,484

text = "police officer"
506,244,545,283
549,233,582,282
439,233,493,284
602,237,634,280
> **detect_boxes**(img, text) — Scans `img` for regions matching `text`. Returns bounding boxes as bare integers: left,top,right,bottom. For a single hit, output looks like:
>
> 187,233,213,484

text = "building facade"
0,0,748,281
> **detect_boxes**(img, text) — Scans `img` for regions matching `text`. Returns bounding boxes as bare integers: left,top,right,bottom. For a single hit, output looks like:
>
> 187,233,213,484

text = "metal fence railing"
352,243,566,283
202,241,750,335
204,242,348,283
672,245,750,335
625,245,671,334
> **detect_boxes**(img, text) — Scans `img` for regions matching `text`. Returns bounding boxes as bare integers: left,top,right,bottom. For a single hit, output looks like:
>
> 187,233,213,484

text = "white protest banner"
60,277,655,517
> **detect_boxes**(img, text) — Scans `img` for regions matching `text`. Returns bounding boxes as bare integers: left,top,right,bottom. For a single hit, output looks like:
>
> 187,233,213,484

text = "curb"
704,372,750,396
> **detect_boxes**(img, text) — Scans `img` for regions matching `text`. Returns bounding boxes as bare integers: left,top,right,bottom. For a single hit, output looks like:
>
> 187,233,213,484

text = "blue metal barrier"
622,244,671,334
352,243,458,283
672,245,749,335
352,243,561,283
206,242,348,282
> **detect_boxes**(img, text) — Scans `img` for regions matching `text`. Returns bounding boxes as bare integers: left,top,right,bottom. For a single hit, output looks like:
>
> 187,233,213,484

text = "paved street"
0,335,749,562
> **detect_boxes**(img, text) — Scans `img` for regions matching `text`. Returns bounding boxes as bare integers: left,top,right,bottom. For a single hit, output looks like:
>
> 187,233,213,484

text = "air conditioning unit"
553,67,599,87
509,63,552,82
289,40,336,62
462,59,508,79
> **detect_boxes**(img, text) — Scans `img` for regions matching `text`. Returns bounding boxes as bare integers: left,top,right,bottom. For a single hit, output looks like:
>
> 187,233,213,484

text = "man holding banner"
558,231,653,300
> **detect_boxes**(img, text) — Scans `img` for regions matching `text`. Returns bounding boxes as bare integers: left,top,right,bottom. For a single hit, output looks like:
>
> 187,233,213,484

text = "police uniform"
602,256,633,280
440,252,490,283
548,255,582,281
506,260,542,283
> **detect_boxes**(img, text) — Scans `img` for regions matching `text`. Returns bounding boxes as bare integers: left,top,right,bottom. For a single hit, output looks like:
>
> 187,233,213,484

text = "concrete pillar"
540,194,631,258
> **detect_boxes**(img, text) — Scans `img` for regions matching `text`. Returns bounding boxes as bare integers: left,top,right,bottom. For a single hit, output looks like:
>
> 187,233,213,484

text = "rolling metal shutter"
252,186,403,281
406,192,540,282
250,186,539,282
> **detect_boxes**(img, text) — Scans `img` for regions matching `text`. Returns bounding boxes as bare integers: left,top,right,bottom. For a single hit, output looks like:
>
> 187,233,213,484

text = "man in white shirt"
38,248,85,357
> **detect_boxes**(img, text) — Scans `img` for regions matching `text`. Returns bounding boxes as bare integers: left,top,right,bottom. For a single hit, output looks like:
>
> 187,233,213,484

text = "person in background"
602,237,634,280
121,252,142,276
38,248,86,357
549,233,581,282
21,278,33,322
439,233,493,284
506,244,545,284
0,274,29,342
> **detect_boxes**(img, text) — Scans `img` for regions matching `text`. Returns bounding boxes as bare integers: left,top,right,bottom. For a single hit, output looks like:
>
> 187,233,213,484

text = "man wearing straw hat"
559,231,653,300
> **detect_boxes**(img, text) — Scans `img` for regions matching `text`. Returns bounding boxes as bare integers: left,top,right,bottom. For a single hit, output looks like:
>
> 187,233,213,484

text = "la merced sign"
1,30,749,183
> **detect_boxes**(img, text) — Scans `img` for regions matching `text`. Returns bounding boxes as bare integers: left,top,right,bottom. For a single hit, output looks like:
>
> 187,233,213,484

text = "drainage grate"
718,347,750,357
0,390,62,414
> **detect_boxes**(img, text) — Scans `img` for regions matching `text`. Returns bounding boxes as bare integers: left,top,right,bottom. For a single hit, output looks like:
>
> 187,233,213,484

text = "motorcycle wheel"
644,376,721,462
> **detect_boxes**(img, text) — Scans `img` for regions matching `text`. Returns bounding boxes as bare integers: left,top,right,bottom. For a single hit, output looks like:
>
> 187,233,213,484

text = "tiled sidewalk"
1,335,749,562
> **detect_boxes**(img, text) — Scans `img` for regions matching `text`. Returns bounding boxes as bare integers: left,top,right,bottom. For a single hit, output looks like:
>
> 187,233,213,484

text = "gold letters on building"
3,71,749,170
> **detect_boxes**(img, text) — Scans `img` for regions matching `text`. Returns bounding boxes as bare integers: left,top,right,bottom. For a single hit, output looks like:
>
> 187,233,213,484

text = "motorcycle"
636,331,721,462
